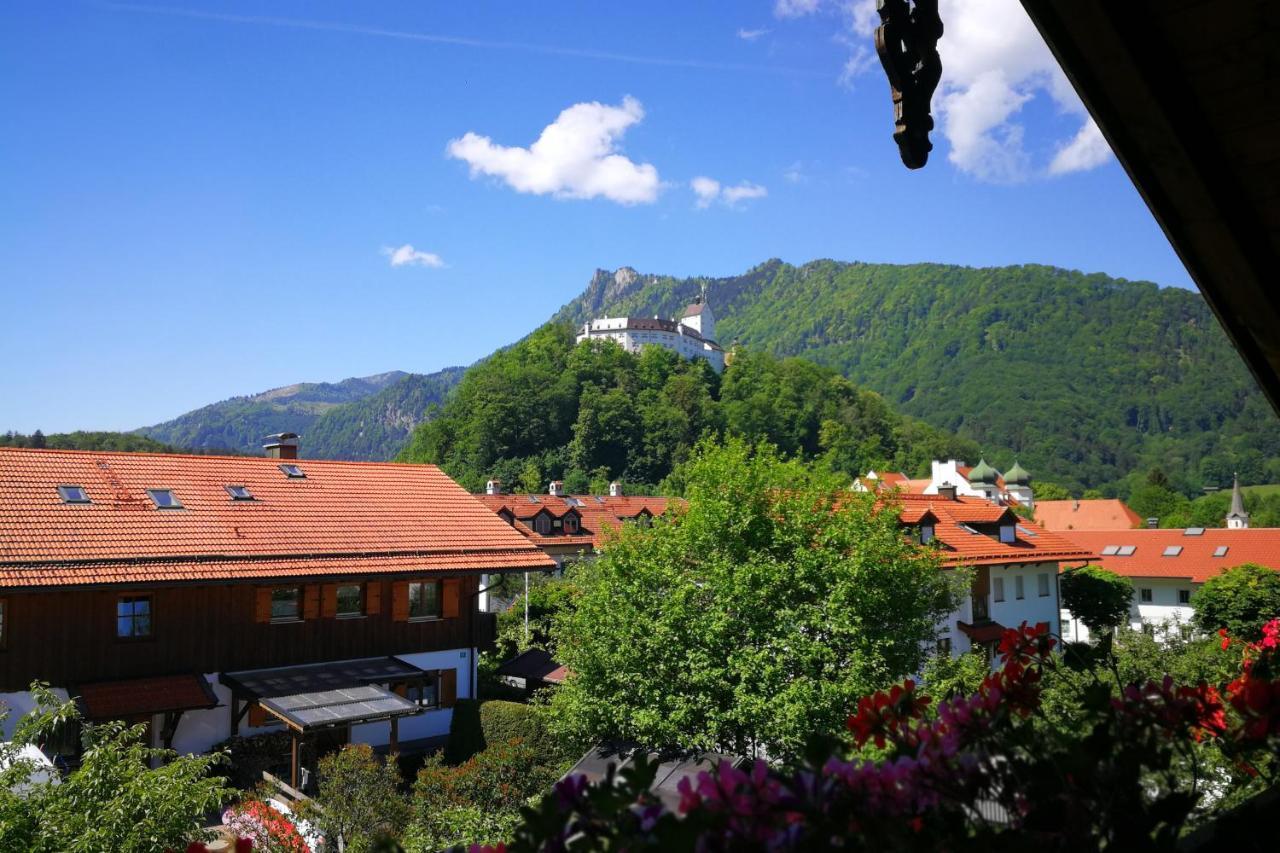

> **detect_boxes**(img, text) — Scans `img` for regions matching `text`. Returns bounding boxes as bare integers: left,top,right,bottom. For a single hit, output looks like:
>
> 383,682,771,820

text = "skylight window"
1116,545,1137,556
225,485,255,501
1163,545,1183,556
1213,545,1230,557
147,489,182,509
1184,527,1205,536
1016,525,1038,538
1101,545,1120,556
278,464,305,479
57,485,90,504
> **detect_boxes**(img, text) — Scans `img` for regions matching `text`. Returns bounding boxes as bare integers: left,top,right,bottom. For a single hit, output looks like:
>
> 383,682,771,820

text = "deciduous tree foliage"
295,744,410,853
1192,563,1280,640
548,439,963,759
1060,565,1134,637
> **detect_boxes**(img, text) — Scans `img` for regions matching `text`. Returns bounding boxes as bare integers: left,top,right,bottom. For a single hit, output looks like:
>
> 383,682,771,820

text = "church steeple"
1226,473,1250,529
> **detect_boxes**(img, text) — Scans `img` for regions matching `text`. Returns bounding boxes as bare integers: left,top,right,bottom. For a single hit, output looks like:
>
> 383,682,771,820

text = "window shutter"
442,579,461,619
321,584,337,618
366,581,382,615
392,582,409,621
440,668,457,707
303,585,320,619
254,588,272,623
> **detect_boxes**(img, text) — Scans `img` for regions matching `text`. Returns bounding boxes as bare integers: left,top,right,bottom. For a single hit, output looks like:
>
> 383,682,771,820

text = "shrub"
295,744,409,853
1193,562,1280,640
221,799,308,853
479,701,567,768
443,698,485,764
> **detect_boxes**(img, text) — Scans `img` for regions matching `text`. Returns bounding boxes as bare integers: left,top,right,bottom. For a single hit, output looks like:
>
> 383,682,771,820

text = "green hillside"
398,324,979,493
553,261,1280,495
1,430,223,454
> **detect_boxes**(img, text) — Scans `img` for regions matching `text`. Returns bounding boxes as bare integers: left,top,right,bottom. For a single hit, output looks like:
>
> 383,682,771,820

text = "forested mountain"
398,324,978,493
1,430,220,454
138,368,462,459
553,261,1280,495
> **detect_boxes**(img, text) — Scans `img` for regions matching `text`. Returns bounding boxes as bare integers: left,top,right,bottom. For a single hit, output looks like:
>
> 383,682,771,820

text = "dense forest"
554,261,1280,496
2,430,209,454
397,324,978,493
138,368,463,460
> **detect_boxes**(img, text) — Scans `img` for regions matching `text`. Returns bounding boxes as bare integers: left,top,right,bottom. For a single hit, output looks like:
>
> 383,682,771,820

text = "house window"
58,485,91,503
225,485,255,501
336,584,363,617
1015,576,1025,600
408,675,440,709
409,581,442,620
1140,588,1153,603
993,577,1005,602
116,596,152,639
279,464,305,479
937,637,952,657
1178,589,1191,605
1037,573,1050,597
999,524,1016,544
920,524,935,545
271,587,301,621
146,489,182,510
564,514,579,534
534,514,552,535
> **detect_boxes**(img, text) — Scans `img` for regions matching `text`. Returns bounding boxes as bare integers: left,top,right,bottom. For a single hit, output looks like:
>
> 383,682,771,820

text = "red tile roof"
889,494,1092,567
474,493,674,550
0,448,554,587
76,673,218,720
1033,499,1143,531
1059,529,1280,583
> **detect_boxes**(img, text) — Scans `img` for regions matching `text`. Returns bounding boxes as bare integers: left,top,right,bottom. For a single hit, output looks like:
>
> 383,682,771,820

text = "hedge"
444,698,485,765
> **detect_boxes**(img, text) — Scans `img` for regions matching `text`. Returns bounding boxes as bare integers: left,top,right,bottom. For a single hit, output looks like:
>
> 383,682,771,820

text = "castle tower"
1226,473,1250,529
681,283,716,342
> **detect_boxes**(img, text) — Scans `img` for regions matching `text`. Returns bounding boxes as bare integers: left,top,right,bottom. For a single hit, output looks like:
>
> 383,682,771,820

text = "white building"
576,289,725,372
857,458,1035,509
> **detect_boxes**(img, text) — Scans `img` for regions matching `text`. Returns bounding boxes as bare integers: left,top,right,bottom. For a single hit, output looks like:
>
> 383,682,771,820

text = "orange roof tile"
474,493,674,550
887,494,1091,567
1059,529,1280,584
77,673,218,720
0,448,554,587
1034,499,1143,531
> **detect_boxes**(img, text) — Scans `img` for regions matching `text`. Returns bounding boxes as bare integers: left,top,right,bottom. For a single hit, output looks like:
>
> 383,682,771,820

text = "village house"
891,491,1091,658
0,436,554,786
1058,526,1280,642
857,458,1035,509
1032,498,1143,531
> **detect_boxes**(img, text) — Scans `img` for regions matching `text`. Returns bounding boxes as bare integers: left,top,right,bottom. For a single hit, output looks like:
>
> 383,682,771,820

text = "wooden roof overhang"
1021,0,1280,414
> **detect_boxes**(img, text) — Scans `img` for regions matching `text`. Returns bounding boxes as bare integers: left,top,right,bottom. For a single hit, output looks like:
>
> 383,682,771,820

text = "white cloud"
837,44,876,89
774,0,821,18
382,244,445,268
737,27,770,41
1048,118,1110,175
835,0,1113,181
691,176,768,208
446,96,660,204
783,160,808,183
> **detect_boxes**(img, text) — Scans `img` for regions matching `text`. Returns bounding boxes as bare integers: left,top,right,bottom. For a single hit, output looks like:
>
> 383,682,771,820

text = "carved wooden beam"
875,0,944,169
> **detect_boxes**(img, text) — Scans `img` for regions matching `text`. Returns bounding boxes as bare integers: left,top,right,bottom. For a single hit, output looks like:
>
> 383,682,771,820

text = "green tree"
550,438,962,759
1060,566,1134,638
1192,563,1280,640
0,684,230,852
296,744,410,852
1034,482,1072,501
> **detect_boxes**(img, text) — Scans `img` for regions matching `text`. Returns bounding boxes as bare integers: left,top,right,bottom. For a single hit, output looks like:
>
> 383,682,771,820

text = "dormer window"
57,485,90,504
998,523,1016,544
534,513,552,535
279,464,305,479
225,485,255,501
920,523,935,545
147,489,182,510
564,513,580,534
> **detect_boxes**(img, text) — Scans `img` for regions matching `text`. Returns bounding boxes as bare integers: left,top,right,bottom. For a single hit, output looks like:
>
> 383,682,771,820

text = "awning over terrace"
74,673,220,749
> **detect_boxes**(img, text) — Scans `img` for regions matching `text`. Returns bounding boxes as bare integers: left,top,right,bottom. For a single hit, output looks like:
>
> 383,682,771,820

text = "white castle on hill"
576,284,725,372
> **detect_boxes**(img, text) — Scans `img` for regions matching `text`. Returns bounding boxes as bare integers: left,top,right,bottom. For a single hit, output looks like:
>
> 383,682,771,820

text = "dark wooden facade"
0,574,483,690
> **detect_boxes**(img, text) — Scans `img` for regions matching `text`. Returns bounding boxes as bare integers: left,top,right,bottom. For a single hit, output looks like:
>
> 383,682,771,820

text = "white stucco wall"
1062,577,1198,643
0,687,71,742
938,563,1061,660
350,647,474,746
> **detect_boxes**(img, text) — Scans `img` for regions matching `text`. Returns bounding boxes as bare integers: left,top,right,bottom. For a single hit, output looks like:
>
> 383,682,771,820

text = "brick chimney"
263,433,299,460
1147,517,1159,529
485,479,502,496
549,480,565,497
937,483,957,501
609,481,623,497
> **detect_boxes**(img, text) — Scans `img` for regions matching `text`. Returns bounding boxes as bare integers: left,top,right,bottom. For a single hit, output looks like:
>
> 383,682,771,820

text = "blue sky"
1,1,1191,433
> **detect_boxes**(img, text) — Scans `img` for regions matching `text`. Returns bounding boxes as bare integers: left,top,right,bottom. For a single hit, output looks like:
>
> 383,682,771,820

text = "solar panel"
1117,545,1136,556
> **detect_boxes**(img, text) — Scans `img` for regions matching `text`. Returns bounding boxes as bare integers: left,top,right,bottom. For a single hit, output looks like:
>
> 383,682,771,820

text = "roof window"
1101,545,1120,556
1184,527,1205,536
147,489,183,510
278,464,305,479
1213,545,1230,557
1116,545,1137,556
1163,545,1183,556
225,485,255,501
57,485,90,504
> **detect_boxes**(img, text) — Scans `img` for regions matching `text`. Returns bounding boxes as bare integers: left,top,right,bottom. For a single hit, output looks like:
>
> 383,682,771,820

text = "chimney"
937,483,957,501
263,432,299,460
609,481,623,497
549,480,565,497
1147,517,1159,529
485,479,502,496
